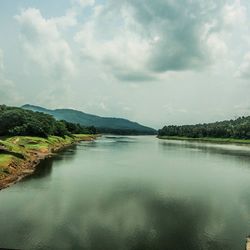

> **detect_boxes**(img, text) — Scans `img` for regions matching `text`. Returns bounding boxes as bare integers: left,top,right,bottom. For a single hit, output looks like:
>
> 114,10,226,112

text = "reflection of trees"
160,140,250,163
22,145,78,181
32,158,54,179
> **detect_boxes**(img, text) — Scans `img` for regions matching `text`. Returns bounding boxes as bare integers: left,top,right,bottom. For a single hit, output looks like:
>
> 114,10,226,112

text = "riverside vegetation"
0,105,97,189
158,116,250,143
2,104,250,189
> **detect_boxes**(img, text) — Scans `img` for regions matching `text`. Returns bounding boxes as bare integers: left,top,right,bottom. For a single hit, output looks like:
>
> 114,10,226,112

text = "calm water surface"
0,136,250,249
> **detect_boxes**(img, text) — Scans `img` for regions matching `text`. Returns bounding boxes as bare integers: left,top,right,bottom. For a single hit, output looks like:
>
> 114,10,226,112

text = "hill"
0,105,95,137
22,104,156,135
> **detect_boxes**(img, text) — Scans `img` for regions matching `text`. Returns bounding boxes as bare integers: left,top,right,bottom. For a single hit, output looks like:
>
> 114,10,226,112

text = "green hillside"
22,104,156,135
0,105,96,137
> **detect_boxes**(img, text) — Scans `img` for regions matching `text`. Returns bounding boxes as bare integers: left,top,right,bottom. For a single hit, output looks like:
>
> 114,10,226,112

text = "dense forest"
0,105,96,138
96,127,157,135
23,104,157,135
158,116,250,139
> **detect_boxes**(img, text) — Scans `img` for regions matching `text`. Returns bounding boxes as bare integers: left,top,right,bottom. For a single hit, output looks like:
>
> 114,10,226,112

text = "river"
0,135,250,250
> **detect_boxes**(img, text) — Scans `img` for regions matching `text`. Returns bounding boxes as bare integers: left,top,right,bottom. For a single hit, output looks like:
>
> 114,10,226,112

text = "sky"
0,0,250,129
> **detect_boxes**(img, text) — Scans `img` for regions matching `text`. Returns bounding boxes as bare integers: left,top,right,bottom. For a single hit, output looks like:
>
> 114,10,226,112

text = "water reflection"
0,185,235,250
22,145,78,182
160,139,250,160
90,187,209,250
105,136,137,144
0,136,250,250
88,185,244,250
79,136,137,152
25,158,54,180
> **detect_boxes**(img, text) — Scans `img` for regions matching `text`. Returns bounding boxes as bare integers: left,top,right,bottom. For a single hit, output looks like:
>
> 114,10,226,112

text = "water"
0,136,250,250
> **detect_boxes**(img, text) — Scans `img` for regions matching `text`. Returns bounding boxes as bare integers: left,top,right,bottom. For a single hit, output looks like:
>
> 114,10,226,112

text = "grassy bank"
158,136,250,145
0,134,97,190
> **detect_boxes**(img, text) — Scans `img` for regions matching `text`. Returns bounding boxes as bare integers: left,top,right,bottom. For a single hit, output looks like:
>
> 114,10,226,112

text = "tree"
0,105,97,137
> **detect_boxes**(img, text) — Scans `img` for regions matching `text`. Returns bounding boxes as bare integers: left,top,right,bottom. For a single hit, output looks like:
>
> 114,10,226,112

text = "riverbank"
0,134,97,190
158,136,250,145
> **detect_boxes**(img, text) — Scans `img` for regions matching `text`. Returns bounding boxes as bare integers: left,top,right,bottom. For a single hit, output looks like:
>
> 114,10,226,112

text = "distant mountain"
22,104,156,135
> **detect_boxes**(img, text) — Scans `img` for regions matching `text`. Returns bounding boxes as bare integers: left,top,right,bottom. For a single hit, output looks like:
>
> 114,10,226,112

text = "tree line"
158,116,250,139
98,127,156,135
0,105,96,138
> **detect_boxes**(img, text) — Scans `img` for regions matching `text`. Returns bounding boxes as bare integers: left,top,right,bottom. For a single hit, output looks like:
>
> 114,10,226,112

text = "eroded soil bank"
0,134,97,190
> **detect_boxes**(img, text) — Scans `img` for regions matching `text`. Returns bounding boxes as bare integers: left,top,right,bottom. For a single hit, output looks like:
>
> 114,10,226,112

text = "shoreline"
0,134,98,190
157,136,250,145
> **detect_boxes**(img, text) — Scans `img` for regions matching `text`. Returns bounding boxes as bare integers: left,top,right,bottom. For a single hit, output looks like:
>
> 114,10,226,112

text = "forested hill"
0,105,96,137
158,116,250,139
22,104,156,135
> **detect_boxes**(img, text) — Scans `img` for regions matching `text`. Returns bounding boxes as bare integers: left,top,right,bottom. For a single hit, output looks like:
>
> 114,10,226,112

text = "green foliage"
158,116,250,139
54,121,69,137
22,104,156,135
63,121,96,135
0,105,96,137
97,127,154,135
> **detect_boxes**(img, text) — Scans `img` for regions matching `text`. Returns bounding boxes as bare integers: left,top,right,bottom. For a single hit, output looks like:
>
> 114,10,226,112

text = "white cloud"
1,0,250,126
236,52,250,78
0,49,20,104
220,1,250,79
206,33,228,59
50,9,77,29
200,0,250,76
0,50,4,72
75,0,95,8
14,1,246,83
233,102,250,116
74,0,229,81
15,8,75,79
74,3,156,81
222,0,247,27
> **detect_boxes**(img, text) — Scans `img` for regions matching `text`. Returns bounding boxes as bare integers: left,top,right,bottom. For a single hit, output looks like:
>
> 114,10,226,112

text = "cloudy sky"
0,0,250,128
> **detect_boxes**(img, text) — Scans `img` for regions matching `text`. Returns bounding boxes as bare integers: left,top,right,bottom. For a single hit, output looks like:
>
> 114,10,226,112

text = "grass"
5,135,76,151
0,154,13,166
0,134,96,176
158,136,250,145
0,134,97,185
73,134,96,139
0,154,14,177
